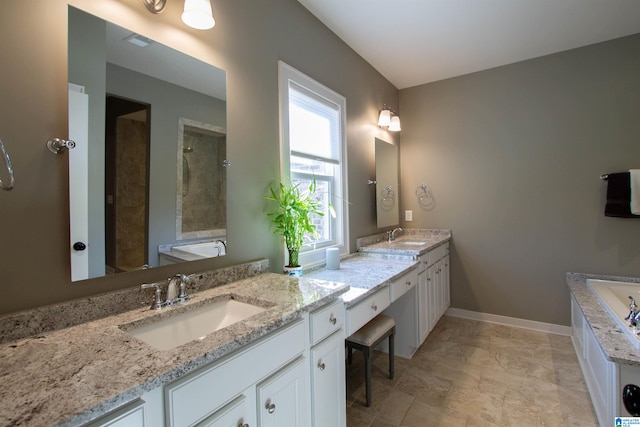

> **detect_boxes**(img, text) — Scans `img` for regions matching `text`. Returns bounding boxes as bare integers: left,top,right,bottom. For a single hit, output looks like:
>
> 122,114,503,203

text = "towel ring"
0,138,15,191
415,183,432,201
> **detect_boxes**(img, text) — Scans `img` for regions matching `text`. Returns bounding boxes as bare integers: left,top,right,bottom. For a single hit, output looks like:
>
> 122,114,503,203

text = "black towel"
605,172,640,218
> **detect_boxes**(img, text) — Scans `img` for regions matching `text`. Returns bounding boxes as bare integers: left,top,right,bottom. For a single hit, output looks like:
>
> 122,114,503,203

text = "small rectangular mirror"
375,138,400,228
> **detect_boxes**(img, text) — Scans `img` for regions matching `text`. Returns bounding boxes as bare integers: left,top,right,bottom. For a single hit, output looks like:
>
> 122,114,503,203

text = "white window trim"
277,60,349,268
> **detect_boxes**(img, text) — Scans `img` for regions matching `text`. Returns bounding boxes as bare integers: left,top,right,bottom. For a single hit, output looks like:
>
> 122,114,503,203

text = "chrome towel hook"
0,138,15,191
47,138,76,154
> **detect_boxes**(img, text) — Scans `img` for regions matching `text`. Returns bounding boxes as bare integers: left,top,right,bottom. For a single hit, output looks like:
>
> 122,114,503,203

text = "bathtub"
173,241,226,258
587,278,640,348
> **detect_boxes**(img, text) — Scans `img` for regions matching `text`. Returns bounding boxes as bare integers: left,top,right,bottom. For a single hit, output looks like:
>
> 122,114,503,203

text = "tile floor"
345,315,599,426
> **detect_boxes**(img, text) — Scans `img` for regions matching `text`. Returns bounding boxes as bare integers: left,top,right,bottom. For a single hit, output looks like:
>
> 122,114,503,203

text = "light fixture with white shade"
377,108,391,127
377,106,401,132
142,0,215,30
388,115,401,132
182,0,215,29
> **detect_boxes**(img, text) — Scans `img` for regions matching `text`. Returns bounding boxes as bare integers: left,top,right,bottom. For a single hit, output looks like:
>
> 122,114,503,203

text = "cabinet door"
196,395,253,427
311,330,346,427
443,255,450,310
257,357,309,427
418,271,429,344
427,265,437,333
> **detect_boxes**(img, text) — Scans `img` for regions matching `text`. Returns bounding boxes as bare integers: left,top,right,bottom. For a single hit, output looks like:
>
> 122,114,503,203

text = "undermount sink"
399,240,427,246
122,297,267,350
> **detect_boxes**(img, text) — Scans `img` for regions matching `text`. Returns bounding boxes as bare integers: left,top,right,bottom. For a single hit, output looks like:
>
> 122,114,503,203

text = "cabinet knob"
406,281,411,286
265,401,276,414
427,277,431,281
238,424,249,427
371,303,378,311
317,360,326,371
329,314,337,325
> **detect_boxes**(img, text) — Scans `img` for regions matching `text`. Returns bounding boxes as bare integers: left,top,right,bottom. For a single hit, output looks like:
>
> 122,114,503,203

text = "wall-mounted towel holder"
0,137,15,191
47,138,76,155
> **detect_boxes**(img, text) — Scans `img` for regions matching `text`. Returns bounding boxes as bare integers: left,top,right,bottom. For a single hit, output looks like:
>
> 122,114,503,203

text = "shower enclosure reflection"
176,118,227,240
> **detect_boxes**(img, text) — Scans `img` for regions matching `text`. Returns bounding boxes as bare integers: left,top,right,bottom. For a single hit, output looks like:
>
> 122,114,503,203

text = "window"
278,61,349,267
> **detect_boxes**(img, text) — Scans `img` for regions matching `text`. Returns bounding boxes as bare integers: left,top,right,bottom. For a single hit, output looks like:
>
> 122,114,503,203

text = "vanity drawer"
389,268,418,302
419,242,449,272
430,242,449,263
309,299,344,346
346,288,390,336
165,320,304,427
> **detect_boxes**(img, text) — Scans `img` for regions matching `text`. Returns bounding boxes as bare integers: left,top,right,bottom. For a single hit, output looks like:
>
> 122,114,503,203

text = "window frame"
277,61,349,268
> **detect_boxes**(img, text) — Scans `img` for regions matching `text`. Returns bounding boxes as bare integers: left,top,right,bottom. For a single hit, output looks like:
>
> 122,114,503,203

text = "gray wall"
0,0,398,315
400,34,640,326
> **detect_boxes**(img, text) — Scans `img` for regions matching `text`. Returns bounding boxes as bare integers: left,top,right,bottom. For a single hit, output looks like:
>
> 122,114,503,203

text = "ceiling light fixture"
377,106,401,132
142,0,215,30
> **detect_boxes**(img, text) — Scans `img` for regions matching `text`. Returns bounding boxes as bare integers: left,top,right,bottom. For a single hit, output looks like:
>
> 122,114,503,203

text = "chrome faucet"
387,227,403,242
140,274,191,310
170,273,191,304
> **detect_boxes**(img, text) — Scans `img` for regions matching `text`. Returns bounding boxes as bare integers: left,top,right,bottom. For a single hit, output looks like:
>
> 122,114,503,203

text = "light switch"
405,210,413,221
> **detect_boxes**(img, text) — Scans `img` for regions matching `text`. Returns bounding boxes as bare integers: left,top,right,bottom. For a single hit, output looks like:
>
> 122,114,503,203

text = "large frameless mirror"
68,6,227,281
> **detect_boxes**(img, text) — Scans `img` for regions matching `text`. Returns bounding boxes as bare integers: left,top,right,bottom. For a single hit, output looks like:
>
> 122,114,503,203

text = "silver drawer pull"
371,303,378,311
318,360,326,371
265,401,276,414
329,314,337,325
238,423,249,427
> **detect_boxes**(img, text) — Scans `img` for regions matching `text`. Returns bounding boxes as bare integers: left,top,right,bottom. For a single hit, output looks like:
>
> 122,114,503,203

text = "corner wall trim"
446,307,572,337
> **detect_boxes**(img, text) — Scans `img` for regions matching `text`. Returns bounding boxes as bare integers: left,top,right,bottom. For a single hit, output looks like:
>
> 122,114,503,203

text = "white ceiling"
298,0,640,89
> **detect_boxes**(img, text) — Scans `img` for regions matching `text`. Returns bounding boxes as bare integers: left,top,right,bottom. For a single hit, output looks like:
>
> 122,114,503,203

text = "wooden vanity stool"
346,314,396,407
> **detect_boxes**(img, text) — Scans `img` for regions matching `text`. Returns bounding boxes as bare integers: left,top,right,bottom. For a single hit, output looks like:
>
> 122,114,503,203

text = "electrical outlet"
405,210,413,221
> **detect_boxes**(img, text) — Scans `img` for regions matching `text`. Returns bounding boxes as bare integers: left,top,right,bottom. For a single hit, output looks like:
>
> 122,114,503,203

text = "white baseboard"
446,307,572,337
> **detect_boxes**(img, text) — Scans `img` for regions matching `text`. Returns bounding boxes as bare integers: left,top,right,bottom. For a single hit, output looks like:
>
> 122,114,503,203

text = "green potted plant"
265,179,325,276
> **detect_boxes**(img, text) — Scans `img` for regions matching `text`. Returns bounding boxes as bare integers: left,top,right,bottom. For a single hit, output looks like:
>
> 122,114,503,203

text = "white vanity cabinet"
165,320,307,427
308,299,346,427
418,243,450,344
346,287,390,336
257,357,309,427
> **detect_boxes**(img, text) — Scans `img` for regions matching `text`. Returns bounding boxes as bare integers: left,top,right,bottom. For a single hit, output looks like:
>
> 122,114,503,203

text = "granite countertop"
0,273,349,427
567,272,640,366
357,229,451,257
305,254,418,306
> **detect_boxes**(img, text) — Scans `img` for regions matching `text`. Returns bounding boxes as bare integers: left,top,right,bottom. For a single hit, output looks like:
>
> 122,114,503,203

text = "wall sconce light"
142,0,215,30
377,106,401,132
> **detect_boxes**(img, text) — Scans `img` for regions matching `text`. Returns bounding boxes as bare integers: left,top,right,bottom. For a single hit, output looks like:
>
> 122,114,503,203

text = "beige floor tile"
346,405,375,427
400,399,467,427
347,315,597,427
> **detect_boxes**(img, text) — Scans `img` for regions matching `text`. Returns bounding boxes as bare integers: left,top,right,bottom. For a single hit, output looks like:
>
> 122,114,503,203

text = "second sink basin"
123,297,267,350
400,240,427,245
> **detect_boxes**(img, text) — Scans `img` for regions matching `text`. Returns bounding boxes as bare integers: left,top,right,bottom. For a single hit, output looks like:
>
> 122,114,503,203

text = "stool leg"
389,332,395,380
364,346,372,407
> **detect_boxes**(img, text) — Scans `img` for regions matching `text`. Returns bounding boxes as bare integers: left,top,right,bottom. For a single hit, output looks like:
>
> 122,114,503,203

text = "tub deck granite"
0,273,348,427
567,272,640,366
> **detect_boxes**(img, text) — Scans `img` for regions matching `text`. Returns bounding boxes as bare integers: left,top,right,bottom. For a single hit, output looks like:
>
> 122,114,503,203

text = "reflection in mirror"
375,138,400,228
176,118,227,240
68,7,227,281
